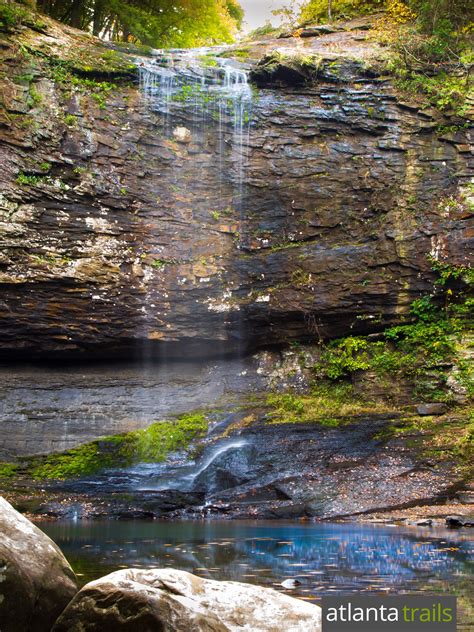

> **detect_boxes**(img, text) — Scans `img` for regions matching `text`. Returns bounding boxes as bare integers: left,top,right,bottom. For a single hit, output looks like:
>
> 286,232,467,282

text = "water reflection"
40,521,473,609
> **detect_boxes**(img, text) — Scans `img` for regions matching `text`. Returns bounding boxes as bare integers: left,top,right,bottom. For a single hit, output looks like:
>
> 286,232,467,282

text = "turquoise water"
41,520,473,625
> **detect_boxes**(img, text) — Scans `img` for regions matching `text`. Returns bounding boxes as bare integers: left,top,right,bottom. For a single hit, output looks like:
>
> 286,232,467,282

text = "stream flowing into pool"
40,521,473,626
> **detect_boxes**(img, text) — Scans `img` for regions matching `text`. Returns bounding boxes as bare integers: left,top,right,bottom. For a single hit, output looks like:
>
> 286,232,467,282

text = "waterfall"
138,48,252,205
137,47,253,356
139,438,249,493
138,48,252,137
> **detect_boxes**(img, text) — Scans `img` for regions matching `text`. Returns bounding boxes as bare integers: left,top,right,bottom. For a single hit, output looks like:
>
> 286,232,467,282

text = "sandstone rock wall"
0,19,472,358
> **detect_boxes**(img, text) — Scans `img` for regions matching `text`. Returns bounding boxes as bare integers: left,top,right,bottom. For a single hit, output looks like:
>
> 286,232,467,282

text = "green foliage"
28,86,42,106
404,0,474,36
316,309,464,383
0,463,20,478
16,171,42,185
409,295,437,321
64,114,78,126
299,0,385,24
246,22,281,40
0,1,46,31
310,259,472,407
317,337,370,379
266,382,388,424
430,259,474,287
219,47,251,60
376,2,473,115
315,258,473,395
199,55,219,68
390,64,472,115
152,258,177,269
37,0,243,48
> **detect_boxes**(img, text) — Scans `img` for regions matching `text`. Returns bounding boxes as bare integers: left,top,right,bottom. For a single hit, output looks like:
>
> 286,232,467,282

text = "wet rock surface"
15,412,467,521
0,17,472,359
445,515,474,528
0,496,77,632
52,568,321,632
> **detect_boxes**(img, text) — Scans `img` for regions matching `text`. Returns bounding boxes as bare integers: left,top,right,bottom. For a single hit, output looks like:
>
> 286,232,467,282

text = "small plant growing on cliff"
16,172,41,186
316,337,371,379
28,86,42,107
64,114,77,127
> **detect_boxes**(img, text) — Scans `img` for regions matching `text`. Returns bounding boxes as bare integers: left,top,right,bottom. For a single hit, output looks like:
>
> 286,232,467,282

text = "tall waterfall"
137,48,253,357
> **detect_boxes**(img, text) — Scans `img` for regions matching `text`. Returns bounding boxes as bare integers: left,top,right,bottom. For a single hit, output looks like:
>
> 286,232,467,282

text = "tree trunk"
328,0,332,21
70,0,84,28
93,0,105,36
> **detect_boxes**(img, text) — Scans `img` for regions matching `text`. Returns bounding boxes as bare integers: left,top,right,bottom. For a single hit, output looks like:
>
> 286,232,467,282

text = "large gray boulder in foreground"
52,568,321,632
0,496,77,632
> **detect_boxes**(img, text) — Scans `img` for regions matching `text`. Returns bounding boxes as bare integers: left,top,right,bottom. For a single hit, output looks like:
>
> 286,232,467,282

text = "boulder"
416,403,448,416
173,126,192,143
52,568,321,632
445,515,474,528
0,496,77,632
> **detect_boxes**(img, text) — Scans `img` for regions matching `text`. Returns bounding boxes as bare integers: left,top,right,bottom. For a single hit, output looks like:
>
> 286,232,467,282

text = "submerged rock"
408,518,433,527
0,496,77,632
52,568,321,632
281,578,302,588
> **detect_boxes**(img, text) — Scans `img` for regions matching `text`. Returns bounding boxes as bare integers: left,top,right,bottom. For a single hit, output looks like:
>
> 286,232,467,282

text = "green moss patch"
0,463,20,479
250,51,321,87
266,382,389,425
29,412,209,481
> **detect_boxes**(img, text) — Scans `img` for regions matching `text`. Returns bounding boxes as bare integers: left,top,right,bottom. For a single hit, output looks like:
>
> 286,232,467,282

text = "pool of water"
40,520,473,625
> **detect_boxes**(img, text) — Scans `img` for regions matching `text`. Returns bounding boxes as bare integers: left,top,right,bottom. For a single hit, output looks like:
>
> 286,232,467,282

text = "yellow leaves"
386,0,417,24
372,1,416,44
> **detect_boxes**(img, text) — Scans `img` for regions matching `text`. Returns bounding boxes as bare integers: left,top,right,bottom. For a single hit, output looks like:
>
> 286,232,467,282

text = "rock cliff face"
1,15,472,358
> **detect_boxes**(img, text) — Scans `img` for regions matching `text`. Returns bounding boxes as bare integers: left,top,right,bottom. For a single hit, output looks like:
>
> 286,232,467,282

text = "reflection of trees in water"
46,523,473,599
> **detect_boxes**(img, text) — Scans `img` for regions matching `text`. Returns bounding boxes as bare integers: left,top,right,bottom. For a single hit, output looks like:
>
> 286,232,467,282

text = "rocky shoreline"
2,405,472,524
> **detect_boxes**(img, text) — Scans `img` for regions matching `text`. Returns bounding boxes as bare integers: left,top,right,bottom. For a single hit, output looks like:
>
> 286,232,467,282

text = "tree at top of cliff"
35,0,243,46
298,0,474,32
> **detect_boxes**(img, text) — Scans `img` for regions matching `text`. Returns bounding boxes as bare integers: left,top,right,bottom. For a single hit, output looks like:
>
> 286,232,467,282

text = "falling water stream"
137,48,253,357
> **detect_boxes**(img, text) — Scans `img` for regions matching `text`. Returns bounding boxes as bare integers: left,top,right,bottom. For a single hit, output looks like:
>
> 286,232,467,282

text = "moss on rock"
29,412,209,480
